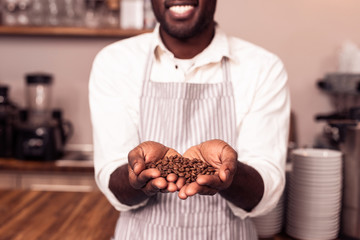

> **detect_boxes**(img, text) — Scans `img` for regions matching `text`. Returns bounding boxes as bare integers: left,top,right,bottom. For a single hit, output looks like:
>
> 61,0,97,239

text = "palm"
183,139,235,169
128,141,180,194
178,139,238,199
138,141,179,164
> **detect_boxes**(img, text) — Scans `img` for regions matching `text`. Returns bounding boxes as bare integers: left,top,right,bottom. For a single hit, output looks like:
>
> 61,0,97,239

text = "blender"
14,73,72,161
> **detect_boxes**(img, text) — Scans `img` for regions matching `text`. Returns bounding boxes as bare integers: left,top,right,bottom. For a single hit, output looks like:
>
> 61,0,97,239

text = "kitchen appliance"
0,85,17,157
317,73,360,95
315,109,359,150
316,73,360,149
316,73,360,239
340,125,360,239
14,73,73,161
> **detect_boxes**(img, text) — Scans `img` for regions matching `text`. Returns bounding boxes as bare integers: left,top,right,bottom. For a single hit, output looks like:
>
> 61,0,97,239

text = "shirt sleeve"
89,46,148,211
227,54,290,219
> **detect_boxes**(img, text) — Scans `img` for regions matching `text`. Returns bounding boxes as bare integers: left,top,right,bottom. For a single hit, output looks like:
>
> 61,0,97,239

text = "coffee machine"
316,73,360,239
14,73,73,161
0,85,18,157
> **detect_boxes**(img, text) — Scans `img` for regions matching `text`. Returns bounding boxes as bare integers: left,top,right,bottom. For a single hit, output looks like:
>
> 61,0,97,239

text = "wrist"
220,161,264,212
109,164,149,206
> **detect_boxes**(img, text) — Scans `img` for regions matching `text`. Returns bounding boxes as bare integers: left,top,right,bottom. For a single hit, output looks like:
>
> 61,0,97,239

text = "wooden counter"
0,190,295,240
0,158,96,191
0,157,94,173
0,190,119,240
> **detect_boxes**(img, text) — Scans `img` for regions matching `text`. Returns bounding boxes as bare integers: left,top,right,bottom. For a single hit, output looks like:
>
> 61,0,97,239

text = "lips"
164,0,198,8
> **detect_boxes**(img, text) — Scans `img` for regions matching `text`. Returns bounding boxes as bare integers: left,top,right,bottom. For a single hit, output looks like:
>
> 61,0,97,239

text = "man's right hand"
128,141,180,196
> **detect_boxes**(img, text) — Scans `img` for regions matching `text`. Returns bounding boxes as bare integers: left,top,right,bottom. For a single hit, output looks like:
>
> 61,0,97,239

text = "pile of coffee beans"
145,155,216,183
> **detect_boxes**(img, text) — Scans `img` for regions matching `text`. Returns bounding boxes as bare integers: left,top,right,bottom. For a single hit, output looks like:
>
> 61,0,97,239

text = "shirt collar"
150,24,233,66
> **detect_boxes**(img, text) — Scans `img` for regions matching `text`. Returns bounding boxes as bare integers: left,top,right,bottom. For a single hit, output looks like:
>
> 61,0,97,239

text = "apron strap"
221,57,231,83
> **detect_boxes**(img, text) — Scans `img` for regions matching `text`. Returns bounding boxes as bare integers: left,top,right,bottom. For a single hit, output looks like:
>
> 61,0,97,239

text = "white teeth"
169,5,194,14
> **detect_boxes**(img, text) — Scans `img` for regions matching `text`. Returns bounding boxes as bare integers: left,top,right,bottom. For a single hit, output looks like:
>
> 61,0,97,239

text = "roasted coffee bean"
145,155,216,183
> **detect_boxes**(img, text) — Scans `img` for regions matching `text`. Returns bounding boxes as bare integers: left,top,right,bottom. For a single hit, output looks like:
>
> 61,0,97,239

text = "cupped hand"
128,141,180,196
179,139,238,199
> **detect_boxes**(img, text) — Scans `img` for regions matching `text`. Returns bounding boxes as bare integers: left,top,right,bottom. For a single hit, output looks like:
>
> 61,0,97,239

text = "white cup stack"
286,148,342,240
252,194,285,238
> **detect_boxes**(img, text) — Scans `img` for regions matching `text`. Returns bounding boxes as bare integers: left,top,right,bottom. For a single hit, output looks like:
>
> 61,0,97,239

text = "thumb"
219,145,238,182
219,164,233,182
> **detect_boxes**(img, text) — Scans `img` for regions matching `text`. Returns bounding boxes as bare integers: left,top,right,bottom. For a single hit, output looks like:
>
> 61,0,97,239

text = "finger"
185,182,218,196
152,177,168,189
219,167,232,183
167,173,178,182
217,144,237,184
128,148,146,175
184,182,201,197
137,168,162,183
196,175,223,189
219,144,237,166
219,161,236,183
176,177,186,189
167,182,178,192
131,168,161,189
178,184,189,200
142,177,167,196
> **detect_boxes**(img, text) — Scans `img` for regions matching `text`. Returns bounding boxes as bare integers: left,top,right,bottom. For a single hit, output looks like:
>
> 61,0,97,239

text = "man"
89,0,290,239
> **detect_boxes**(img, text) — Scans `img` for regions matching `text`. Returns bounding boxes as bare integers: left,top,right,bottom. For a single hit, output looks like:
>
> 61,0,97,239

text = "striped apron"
113,53,258,240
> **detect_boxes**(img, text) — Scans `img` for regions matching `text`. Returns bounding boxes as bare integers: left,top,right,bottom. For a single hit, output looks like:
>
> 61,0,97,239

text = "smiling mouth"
169,5,193,14
165,0,198,18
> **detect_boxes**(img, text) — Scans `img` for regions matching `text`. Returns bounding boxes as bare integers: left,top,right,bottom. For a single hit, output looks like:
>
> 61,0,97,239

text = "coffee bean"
145,155,216,183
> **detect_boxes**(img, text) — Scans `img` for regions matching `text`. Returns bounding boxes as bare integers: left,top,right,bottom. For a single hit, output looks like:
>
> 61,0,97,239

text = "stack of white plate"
286,148,342,240
252,194,285,238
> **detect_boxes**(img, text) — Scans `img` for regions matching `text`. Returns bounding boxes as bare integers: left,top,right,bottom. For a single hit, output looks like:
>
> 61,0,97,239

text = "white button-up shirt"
89,25,290,219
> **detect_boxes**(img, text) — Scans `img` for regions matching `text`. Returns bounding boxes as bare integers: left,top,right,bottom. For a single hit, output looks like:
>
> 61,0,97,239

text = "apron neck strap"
221,57,231,83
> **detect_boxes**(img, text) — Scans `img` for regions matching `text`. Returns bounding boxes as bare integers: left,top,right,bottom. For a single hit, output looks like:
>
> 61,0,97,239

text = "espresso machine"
14,73,73,161
0,85,18,157
316,73,360,239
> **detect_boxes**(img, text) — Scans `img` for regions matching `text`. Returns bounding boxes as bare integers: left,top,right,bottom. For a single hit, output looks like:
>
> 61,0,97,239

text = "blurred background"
0,0,359,148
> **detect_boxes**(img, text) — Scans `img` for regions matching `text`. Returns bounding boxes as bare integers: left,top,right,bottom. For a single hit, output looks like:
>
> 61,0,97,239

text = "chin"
163,21,210,40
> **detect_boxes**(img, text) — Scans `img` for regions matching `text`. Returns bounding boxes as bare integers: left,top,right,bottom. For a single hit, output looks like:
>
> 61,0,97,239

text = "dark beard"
161,19,210,40
159,9,214,40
